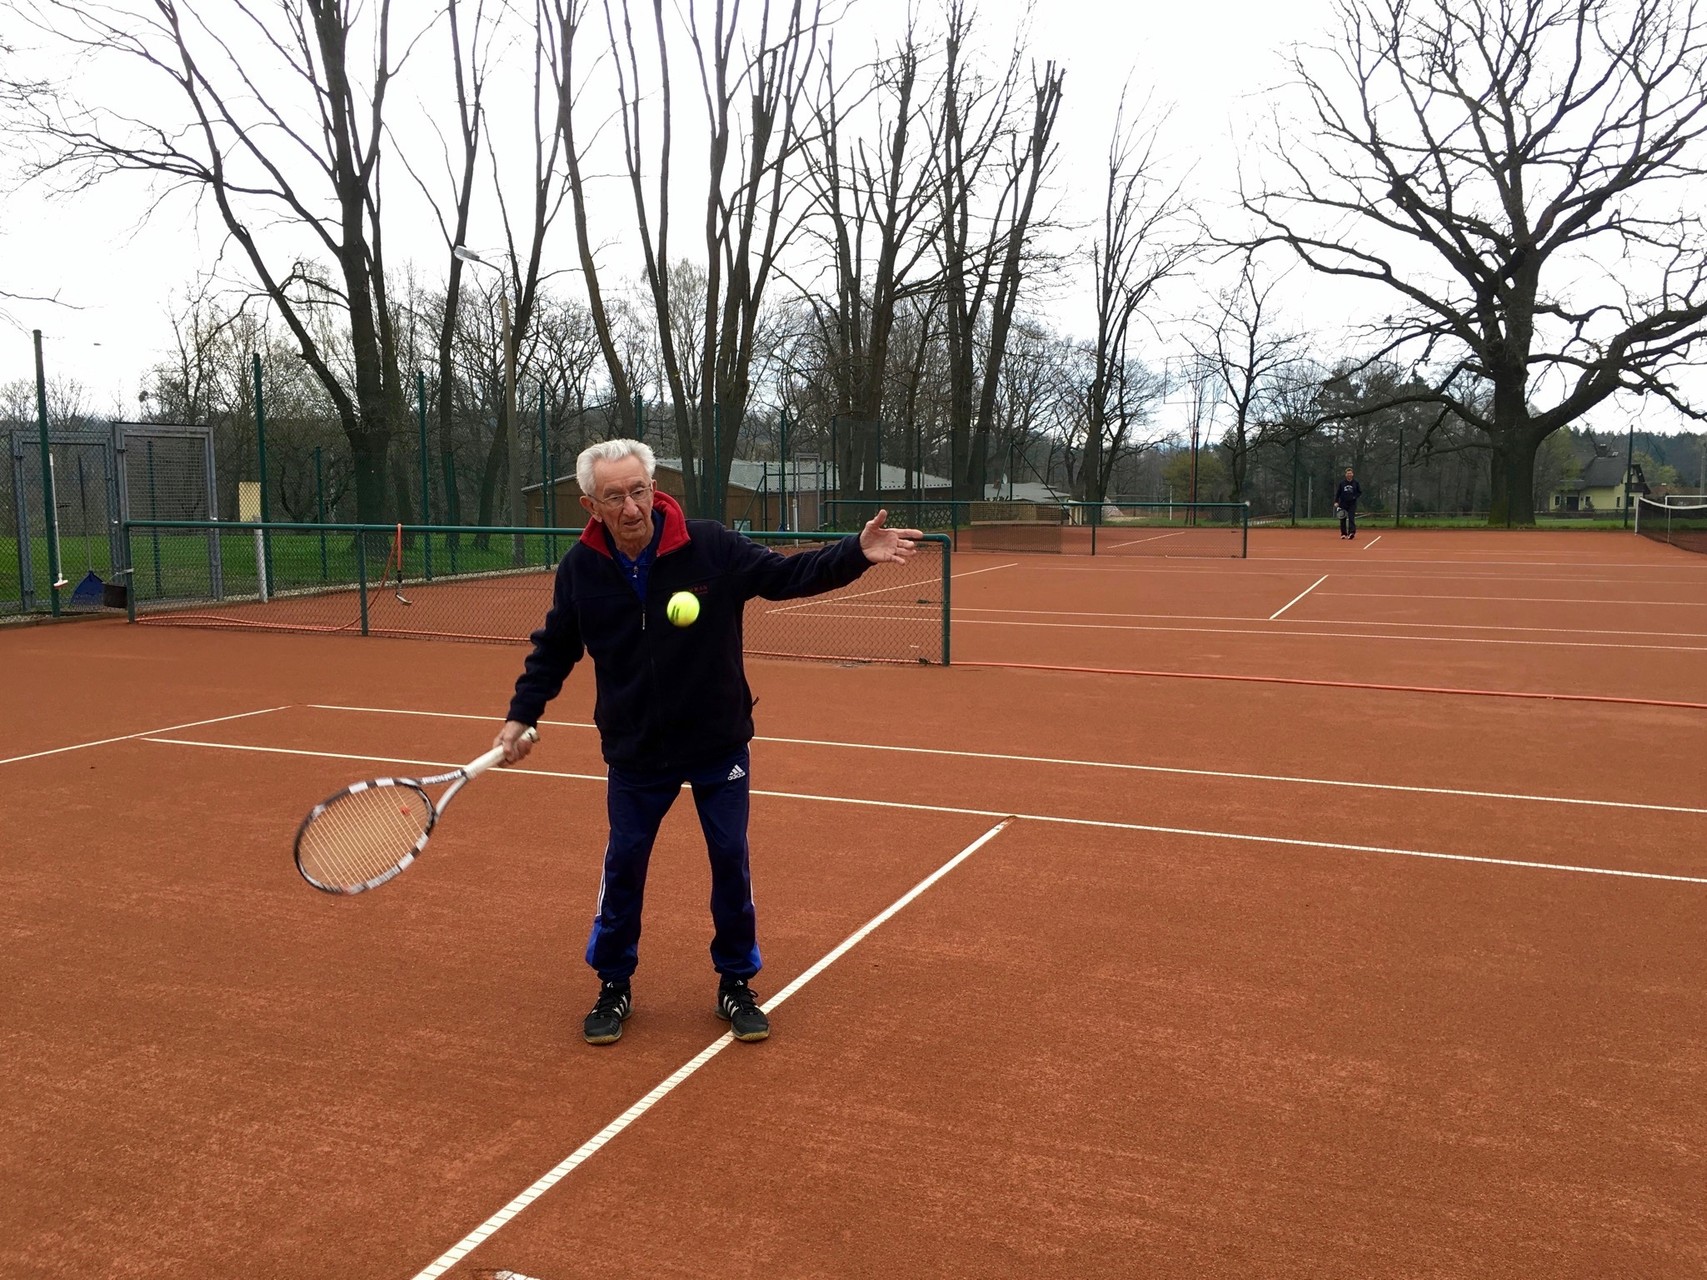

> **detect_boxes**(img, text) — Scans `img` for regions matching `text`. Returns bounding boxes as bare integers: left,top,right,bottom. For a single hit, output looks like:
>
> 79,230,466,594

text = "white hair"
577,438,656,494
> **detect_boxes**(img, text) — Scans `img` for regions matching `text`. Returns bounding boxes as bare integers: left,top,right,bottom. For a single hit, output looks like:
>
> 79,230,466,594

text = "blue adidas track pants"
585,746,760,984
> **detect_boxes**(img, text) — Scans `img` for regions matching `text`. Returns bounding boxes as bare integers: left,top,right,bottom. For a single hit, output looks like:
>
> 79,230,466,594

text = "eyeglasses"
592,482,655,509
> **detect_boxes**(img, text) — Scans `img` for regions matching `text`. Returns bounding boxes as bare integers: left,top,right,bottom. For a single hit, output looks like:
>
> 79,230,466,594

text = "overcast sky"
0,0,1693,437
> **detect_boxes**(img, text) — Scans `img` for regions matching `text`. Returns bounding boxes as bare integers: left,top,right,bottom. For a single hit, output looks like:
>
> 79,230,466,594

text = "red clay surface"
2,526,1705,1279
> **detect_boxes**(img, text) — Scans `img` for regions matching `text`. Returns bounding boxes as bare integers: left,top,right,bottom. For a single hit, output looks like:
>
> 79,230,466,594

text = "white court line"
1269,575,1329,620
146,737,1707,884
1362,535,1382,551
407,817,1015,1280
0,705,291,767
762,559,1017,617
1016,559,1706,581
304,705,1707,817
1105,530,1188,550
953,603,1707,640
1318,590,1707,607
759,560,1007,619
959,615,1707,653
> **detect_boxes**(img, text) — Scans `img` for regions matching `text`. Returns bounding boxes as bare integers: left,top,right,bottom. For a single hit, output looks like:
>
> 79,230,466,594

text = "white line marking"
301,706,1707,817
146,738,1707,884
0,705,292,767
407,818,1014,1280
1105,529,1188,550
1269,575,1329,620
1319,590,1707,607
756,559,1009,618
952,603,1707,640
959,616,1707,653
1362,535,1382,551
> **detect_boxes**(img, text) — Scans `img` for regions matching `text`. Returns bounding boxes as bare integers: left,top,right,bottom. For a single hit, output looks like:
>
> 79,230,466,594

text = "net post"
121,521,136,623
940,533,952,665
356,529,371,636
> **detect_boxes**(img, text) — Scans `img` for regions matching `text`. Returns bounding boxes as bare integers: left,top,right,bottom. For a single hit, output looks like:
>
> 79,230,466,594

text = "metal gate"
2,421,217,618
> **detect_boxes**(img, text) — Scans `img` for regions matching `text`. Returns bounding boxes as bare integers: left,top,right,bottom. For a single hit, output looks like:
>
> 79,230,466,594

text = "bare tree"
1186,253,1309,501
798,23,942,499
1082,89,1192,502
398,0,496,531
1247,0,1707,524
2,0,441,523
553,0,821,514
932,1,1064,500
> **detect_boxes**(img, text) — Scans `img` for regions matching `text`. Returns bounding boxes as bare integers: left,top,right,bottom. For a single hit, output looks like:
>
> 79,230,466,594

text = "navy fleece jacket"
506,491,871,770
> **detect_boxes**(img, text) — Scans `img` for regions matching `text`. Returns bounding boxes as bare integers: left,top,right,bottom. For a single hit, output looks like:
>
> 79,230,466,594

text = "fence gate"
1,421,217,619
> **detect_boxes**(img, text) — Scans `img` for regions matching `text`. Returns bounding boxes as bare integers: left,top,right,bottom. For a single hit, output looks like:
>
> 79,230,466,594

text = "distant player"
1335,467,1363,540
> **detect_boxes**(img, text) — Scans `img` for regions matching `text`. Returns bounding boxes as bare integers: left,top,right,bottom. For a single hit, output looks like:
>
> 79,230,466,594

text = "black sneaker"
583,980,632,1045
716,978,770,1042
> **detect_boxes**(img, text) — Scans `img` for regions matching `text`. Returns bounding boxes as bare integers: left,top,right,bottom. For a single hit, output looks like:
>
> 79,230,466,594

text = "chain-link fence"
3,422,216,618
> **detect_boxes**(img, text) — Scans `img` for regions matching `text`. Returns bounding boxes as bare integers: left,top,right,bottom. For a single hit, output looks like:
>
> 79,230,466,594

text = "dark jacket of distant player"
507,490,871,771
1335,478,1363,510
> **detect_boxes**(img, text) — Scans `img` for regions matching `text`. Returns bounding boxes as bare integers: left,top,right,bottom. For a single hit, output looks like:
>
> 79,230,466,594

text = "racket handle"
466,724,539,779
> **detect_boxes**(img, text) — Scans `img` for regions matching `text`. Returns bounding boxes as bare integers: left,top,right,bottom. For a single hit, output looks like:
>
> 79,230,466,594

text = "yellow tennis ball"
666,590,700,627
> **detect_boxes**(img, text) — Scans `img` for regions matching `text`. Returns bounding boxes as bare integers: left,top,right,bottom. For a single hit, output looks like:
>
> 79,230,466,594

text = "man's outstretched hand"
859,509,927,564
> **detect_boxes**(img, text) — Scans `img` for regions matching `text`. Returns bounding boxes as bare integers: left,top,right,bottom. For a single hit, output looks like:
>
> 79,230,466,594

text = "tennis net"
1634,497,1707,555
120,521,951,665
819,499,1248,558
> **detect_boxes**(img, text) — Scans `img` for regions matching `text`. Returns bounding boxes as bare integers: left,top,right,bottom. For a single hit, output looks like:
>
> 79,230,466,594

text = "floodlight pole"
454,246,524,564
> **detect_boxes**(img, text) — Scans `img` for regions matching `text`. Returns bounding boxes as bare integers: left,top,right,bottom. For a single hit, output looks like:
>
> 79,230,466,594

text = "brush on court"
386,523,412,604
294,727,536,894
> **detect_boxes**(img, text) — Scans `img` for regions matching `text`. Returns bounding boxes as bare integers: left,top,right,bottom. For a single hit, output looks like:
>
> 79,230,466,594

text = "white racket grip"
465,725,538,779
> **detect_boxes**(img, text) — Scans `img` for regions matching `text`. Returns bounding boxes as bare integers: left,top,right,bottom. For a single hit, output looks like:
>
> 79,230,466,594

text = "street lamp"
453,245,523,563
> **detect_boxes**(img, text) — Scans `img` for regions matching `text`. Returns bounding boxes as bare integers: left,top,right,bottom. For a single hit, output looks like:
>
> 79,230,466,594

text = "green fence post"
314,447,329,582
1396,428,1404,528
779,408,790,531
417,369,433,580
33,330,63,616
634,391,644,441
252,354,274,587
540,385,556,561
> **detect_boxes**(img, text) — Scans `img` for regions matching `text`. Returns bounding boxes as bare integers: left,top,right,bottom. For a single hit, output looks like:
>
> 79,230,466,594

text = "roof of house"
1580,456,1629,488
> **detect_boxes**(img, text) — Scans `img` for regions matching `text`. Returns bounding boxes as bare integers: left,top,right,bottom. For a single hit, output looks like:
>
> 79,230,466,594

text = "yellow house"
1548,455,1648,513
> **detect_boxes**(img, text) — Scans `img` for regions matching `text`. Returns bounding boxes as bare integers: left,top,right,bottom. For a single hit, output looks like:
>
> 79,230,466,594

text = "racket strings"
298,784,433,892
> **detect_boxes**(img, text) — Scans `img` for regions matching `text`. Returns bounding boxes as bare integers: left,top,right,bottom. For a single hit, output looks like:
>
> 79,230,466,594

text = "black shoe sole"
584,1001,632,1046
716,1008,770,1042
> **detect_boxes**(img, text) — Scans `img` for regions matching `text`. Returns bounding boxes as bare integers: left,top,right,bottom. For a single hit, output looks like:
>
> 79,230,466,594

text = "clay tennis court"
3,527,1704,1279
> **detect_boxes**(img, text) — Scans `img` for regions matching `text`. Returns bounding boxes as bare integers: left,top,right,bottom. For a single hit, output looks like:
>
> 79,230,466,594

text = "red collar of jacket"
578,487,692,560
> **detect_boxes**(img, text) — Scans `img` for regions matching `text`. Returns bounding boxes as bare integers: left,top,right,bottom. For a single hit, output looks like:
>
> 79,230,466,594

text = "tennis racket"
294,727,536,895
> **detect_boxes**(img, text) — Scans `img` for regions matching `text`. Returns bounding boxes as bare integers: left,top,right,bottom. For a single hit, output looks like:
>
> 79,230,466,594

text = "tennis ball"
666,590,701,627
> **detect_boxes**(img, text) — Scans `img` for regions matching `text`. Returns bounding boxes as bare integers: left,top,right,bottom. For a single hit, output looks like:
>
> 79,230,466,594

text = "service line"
302,705,1707,818
0,705,291,767
1270,575,1329,620
147,737,1707,883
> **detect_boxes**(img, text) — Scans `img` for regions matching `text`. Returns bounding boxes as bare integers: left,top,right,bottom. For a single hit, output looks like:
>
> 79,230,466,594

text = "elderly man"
495,439,922,1045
